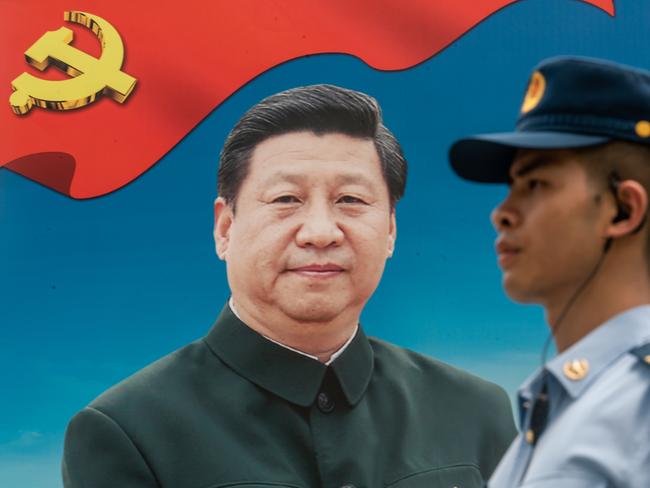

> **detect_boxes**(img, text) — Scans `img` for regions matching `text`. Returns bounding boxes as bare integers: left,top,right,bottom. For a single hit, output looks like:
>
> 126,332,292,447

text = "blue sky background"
2,0,649,485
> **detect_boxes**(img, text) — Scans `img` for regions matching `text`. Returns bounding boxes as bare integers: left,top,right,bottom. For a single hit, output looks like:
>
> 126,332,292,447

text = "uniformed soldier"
62,84,516,488
449,56,650,487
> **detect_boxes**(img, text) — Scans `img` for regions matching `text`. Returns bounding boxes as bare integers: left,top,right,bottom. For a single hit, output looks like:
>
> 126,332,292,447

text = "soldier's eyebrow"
515,157,553,177
509,155,556,183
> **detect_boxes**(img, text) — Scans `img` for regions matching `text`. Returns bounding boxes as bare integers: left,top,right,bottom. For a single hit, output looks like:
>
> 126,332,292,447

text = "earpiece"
604,173,647,253
608,173,630,223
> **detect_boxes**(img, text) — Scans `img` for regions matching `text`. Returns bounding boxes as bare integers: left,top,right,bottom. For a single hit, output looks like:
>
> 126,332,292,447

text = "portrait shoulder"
368,336,510,405
368,336,516,451
88,337,221,417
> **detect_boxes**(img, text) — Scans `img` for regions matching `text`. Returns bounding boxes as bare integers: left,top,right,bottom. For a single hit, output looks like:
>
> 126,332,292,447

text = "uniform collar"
519,305,650,404
228,296,357,365
203,303,374,407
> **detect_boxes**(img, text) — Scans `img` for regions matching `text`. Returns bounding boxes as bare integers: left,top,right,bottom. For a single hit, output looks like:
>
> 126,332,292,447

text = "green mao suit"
63,305,516,488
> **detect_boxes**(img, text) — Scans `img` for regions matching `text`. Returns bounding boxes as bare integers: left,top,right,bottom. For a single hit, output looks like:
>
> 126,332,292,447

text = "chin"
280,297,352,324
502,275,540,304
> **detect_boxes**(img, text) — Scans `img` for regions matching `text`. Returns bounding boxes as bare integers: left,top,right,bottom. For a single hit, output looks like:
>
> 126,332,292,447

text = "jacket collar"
203,304,374,407
519,304,650,406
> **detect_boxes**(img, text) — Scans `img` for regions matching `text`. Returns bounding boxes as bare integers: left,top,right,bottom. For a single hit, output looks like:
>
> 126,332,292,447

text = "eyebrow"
263,172,304,186
335,173,375,186
511,155,557,181
263,171,375,187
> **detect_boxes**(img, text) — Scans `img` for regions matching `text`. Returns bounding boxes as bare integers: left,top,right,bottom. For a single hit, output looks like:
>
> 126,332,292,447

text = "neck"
544,251,650,352
230,298,358,363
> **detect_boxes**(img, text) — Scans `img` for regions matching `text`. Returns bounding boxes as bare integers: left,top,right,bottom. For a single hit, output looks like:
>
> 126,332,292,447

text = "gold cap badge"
521,71,546,114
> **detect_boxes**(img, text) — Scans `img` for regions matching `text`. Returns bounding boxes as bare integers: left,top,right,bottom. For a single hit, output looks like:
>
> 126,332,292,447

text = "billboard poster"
1,0,635,485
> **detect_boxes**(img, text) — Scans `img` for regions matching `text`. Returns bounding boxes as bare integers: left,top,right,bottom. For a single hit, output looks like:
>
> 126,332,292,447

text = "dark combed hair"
217,84,407,210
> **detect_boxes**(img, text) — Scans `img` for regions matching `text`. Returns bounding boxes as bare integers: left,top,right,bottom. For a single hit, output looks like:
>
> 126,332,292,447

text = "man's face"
214,131,396,325
491,149,611,304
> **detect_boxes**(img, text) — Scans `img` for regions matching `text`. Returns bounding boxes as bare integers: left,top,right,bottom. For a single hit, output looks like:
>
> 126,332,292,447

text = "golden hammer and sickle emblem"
9,11,137,115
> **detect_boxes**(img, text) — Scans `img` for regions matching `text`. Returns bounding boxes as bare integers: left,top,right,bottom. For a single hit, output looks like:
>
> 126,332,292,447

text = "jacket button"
340,485,356,488
317,392,335,413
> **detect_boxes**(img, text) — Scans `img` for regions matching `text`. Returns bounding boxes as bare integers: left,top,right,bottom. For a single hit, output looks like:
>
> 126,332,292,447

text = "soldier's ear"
605,179,647,240
214,197,233,260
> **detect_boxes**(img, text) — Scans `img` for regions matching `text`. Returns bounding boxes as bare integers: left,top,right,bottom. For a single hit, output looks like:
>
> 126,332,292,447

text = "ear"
387,210,397,258
605,180,648,239
214,197,234,260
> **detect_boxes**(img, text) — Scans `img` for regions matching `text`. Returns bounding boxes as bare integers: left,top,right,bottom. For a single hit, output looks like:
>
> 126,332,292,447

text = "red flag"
1,0,614,199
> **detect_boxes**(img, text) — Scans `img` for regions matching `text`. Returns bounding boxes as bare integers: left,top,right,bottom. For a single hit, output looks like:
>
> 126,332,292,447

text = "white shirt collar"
228,297,358,365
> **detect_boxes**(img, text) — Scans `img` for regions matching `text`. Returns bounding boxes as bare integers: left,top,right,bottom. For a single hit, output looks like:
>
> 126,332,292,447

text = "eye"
527,178,545,190
271,195,301,204
337,195,367,204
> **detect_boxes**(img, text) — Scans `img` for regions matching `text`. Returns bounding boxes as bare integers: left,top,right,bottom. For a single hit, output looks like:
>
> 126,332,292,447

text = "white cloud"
0,430,47,452
11,431,43,448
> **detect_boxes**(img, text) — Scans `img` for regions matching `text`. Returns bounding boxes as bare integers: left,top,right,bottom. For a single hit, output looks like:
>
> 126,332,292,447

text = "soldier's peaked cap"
449,56,650,183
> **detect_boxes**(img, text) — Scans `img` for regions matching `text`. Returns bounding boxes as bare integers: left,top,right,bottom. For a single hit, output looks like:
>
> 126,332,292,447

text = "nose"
491,195,520,231
295,201,344,248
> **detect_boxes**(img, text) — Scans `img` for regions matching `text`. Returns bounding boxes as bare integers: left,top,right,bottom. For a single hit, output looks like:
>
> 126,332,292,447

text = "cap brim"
449,131,611,183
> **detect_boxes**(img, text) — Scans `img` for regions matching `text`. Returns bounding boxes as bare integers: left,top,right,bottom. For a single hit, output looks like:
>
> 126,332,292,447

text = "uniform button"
317,392,335,413
525,429,536,444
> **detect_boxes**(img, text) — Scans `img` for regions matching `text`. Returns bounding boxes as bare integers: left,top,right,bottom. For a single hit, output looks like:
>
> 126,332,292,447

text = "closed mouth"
495,239,522,267
287,263,345,277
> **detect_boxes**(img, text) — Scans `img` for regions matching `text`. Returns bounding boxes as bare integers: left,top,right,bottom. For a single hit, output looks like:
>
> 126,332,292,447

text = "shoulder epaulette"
630,342,650,367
